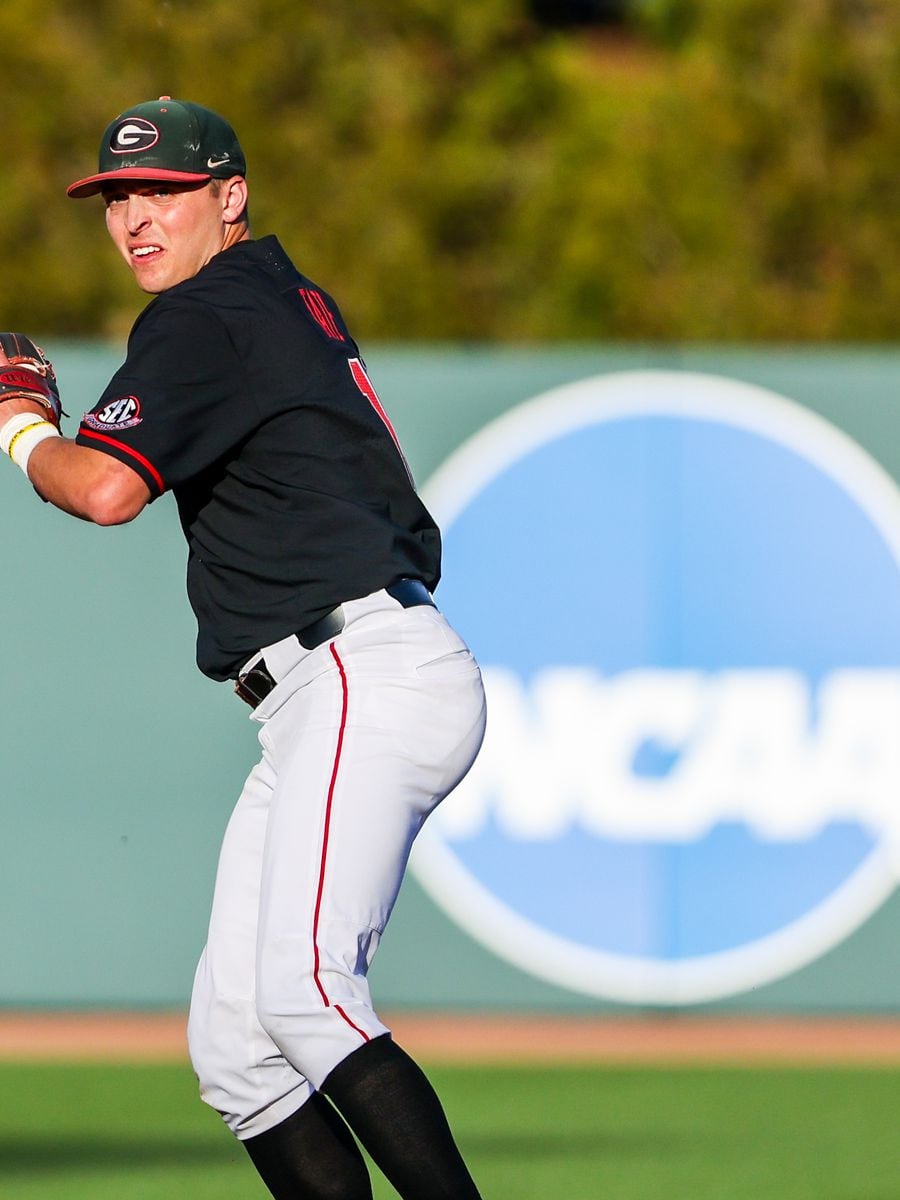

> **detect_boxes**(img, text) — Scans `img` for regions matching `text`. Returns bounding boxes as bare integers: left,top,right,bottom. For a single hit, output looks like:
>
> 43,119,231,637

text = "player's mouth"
130,244,163,261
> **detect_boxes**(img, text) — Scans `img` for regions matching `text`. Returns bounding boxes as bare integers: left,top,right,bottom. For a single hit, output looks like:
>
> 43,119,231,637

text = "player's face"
102,180,246,294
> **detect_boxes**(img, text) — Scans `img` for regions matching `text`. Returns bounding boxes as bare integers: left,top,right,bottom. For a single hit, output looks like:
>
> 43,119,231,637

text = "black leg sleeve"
321,1034,482,1200
243,1091,373,1200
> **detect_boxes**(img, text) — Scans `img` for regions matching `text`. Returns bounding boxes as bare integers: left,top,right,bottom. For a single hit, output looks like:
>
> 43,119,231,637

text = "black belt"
234,579,435,709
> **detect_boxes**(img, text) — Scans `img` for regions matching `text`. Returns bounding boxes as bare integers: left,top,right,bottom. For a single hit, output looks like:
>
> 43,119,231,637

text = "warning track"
0,1012,898,1065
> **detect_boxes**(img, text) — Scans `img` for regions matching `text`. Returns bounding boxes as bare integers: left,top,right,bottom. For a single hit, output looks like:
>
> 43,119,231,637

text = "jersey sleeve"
75,298,258,498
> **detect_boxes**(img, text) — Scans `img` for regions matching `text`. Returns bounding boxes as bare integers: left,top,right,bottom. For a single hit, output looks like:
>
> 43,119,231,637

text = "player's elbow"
82,475,148,525
30,443,153,525
75,452,152,525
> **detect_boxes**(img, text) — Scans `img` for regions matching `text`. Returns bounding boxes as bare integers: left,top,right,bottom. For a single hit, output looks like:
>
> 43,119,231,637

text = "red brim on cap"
67,166,211,199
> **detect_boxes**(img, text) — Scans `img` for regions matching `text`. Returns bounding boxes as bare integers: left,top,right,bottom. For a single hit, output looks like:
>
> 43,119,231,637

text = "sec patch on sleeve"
83,395,143,431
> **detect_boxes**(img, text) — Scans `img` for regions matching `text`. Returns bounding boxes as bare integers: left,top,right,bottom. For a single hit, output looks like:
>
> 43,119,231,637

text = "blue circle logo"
412,371,900,1004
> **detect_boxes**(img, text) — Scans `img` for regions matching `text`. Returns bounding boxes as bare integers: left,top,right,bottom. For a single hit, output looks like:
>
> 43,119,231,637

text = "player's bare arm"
0,346,149,524
23,435,149,524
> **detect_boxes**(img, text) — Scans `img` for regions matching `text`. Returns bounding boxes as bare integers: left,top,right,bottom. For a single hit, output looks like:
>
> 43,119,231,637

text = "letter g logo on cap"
110,118,159,154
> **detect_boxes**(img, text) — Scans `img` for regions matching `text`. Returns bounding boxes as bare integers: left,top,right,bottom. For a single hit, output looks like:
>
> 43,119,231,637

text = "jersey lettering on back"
298,288,346,342
348,357,414,485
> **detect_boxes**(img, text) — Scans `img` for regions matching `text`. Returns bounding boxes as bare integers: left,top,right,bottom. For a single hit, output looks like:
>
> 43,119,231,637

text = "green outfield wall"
3,342,900,1014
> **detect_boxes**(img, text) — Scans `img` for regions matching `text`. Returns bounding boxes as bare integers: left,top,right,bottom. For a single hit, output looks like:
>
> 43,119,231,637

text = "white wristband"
0,410,61,477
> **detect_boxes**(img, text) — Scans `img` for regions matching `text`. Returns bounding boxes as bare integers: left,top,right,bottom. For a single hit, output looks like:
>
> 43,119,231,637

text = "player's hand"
0,333,62,427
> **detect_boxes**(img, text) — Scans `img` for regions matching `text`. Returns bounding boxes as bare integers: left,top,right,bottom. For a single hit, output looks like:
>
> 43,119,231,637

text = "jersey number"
348,358,414,482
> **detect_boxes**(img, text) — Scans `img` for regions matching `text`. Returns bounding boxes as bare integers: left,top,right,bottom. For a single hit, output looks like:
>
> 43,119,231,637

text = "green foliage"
629,0,900,339
4,0,900,339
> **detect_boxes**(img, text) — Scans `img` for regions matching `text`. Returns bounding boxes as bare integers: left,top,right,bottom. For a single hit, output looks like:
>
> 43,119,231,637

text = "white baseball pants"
187,588,487,1139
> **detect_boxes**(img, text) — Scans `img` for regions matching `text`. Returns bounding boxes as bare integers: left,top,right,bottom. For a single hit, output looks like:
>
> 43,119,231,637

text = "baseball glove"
0,332,62,426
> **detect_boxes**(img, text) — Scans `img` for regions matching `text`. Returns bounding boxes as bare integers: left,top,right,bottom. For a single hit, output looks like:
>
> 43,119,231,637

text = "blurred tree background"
2,0,900,341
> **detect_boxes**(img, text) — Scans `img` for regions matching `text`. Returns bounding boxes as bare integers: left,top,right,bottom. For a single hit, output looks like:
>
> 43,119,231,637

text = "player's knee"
254,989,318,1045
255,986,370,1089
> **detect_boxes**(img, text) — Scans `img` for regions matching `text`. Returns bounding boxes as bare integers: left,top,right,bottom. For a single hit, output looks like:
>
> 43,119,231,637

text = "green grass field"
0,1061,897,1199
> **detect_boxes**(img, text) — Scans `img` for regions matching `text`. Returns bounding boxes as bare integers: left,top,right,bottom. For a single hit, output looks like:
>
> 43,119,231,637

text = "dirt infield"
1,1011,899,1065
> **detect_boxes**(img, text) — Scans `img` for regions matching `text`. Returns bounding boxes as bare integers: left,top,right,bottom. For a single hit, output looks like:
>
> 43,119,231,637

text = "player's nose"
123,195,152,234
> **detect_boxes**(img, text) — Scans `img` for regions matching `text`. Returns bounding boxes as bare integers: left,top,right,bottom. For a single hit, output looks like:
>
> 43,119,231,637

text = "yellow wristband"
7,418,46,457
0,411,61,477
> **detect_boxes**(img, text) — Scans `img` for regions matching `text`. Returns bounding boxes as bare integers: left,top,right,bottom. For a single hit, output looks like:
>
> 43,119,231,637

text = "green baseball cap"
67,96,246,198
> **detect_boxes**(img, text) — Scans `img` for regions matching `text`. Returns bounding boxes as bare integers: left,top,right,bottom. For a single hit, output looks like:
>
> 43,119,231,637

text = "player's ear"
220,176,249,226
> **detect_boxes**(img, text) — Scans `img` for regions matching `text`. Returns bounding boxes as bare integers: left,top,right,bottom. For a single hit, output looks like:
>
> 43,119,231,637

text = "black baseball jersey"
76,236,441,680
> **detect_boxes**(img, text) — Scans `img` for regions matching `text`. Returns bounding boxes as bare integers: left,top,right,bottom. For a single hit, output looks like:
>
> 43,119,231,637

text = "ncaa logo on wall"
412,370,900,1005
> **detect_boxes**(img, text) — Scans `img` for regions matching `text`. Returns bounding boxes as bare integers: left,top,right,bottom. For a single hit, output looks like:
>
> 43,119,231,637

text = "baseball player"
0,97,487,1199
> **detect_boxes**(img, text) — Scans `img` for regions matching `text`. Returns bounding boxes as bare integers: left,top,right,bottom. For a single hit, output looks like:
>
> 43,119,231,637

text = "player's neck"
222,222,252,253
